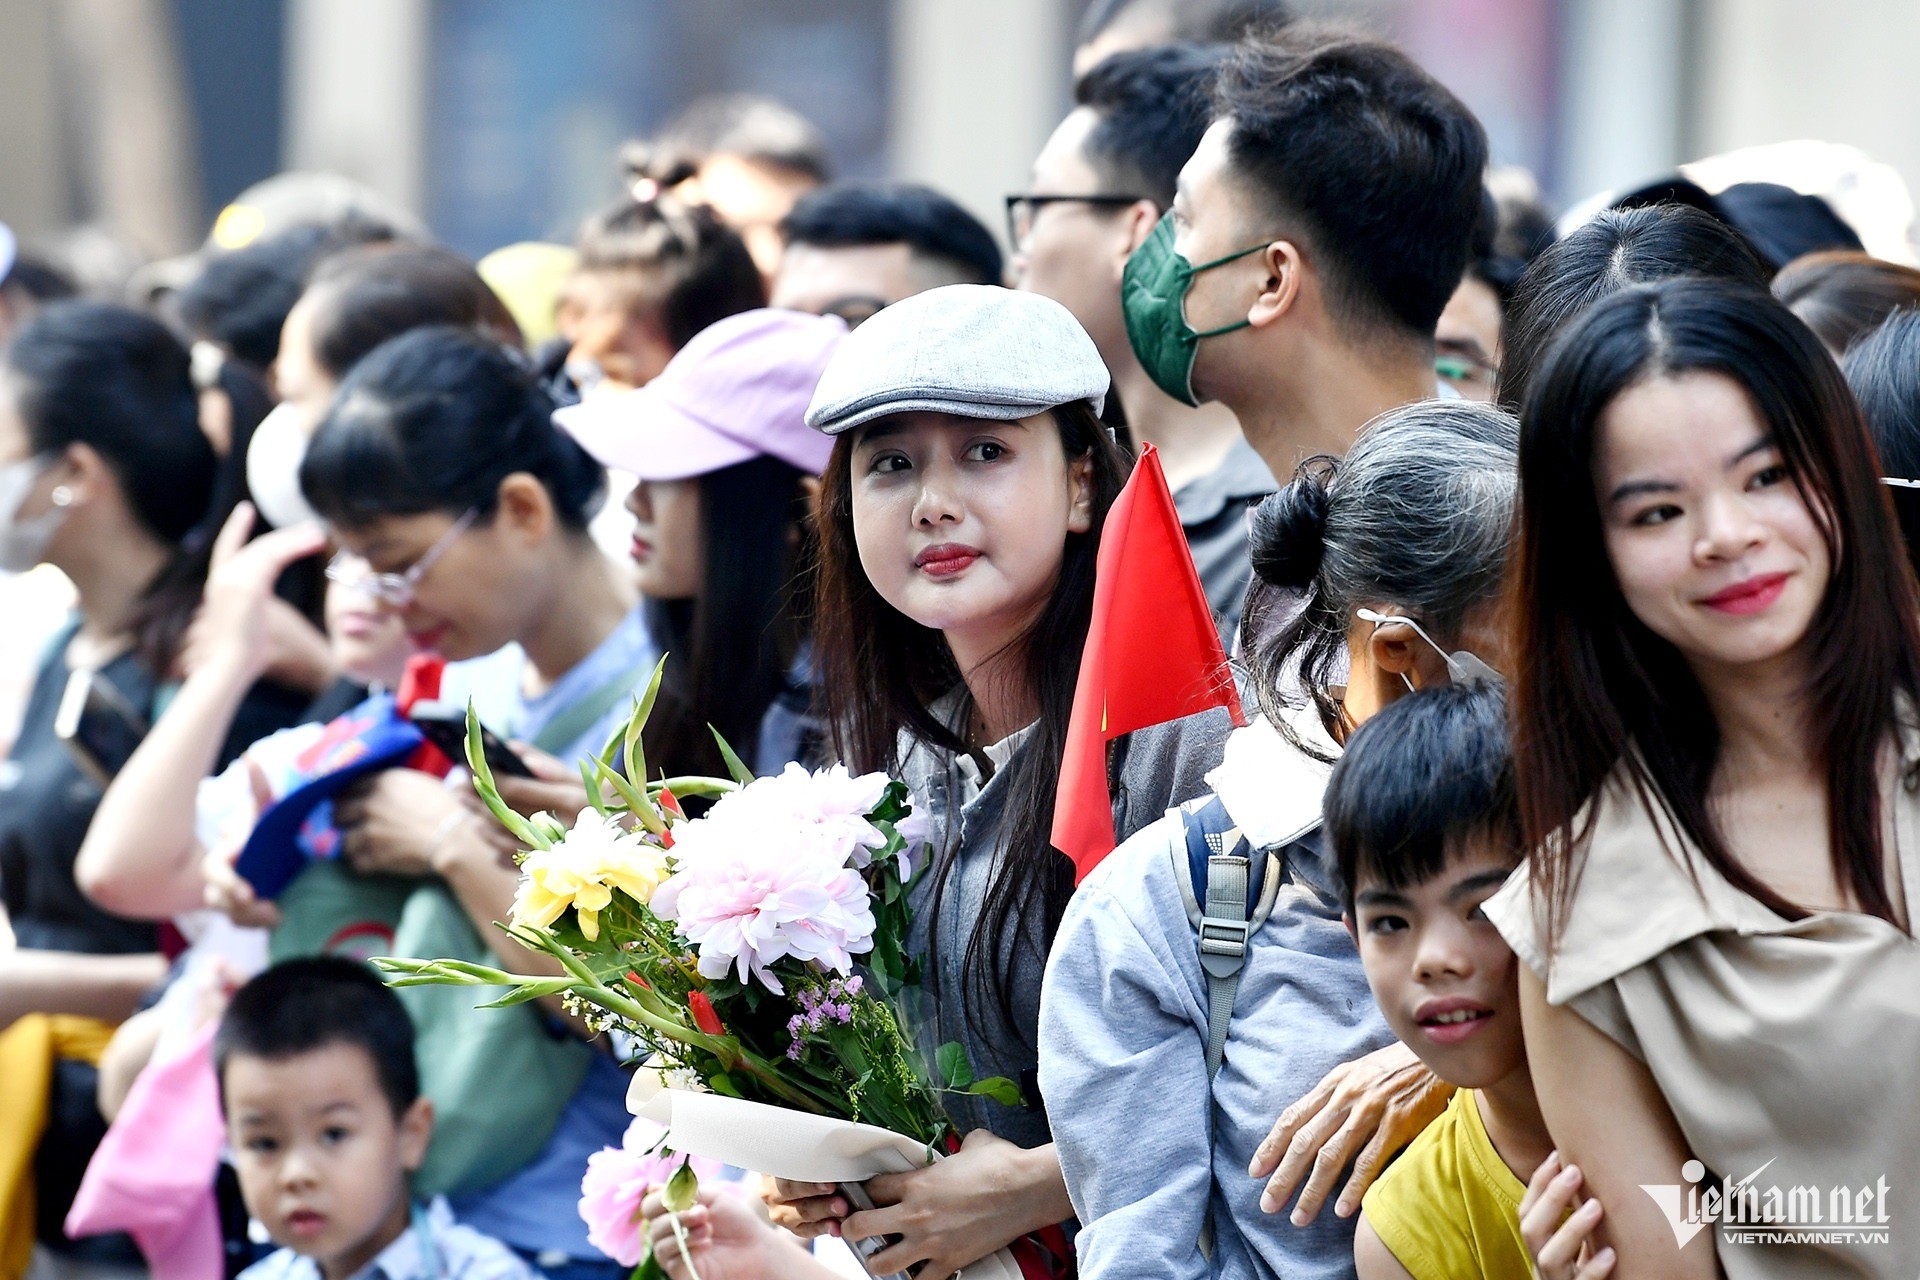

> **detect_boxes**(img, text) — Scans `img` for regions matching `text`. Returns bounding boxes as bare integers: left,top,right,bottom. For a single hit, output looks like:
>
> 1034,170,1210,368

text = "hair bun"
1251,467,1333,589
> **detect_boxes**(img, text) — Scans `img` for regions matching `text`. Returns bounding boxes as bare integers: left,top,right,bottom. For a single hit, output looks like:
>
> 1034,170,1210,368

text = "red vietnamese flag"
1053,444,1244,883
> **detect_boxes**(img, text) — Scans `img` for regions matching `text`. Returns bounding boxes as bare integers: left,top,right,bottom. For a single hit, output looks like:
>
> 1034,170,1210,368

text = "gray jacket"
897,696,1232,1147
1039,715,1391,1280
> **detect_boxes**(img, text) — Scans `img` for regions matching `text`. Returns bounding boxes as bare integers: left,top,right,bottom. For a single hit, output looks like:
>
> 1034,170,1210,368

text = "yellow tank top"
1360,1088,1530,1279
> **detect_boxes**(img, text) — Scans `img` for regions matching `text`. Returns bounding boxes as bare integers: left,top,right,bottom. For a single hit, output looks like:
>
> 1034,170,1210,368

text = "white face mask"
246,402,321,531
0,455,69,573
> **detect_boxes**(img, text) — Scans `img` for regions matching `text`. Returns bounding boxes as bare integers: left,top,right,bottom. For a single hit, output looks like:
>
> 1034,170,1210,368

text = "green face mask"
1121,211,1269,407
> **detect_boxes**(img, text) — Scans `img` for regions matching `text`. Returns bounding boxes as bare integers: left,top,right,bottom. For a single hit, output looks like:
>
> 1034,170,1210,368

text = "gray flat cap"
804,283,1109,435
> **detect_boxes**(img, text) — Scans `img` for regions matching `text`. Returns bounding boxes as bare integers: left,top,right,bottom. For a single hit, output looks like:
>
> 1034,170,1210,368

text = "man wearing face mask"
1016,43,1273,636
1121,31,1486,501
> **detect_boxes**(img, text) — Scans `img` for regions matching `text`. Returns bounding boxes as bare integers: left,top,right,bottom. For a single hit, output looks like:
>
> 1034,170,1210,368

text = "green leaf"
476,976,577,1008
935,1042,973,1089
463,700,551,850
708,1072,744,1099
662,1159,700,1213
709,727,755,786
967,1075,1024,1107
633,1247,667,1280
580,758,610,817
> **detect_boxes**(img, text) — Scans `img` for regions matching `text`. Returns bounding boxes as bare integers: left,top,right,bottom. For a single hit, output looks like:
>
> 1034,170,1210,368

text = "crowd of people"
4,1,1920,1278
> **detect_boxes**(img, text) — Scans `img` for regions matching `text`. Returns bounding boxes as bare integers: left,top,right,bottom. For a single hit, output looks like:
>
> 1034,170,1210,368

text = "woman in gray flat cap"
754,283,1229,1277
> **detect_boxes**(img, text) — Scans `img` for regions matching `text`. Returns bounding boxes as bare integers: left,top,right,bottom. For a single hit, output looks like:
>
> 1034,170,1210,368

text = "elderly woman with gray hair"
1038,398,1520,1280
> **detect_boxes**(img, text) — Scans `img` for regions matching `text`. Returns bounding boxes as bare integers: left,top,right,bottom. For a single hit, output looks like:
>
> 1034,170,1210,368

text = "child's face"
848,410,1093,658
1353,840,1526,1089
225,1043,431,1278
557,270,672,393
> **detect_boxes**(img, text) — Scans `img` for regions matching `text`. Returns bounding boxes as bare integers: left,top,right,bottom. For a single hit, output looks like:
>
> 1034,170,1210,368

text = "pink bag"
65,1019,225,1280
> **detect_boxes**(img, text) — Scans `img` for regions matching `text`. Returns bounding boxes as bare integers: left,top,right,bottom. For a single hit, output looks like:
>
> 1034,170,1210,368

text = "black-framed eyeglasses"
1004,193,1148,248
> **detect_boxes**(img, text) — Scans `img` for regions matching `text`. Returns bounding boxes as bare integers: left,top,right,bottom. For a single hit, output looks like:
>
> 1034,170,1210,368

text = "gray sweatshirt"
897,694,1233,1147
1039,715,1391,1280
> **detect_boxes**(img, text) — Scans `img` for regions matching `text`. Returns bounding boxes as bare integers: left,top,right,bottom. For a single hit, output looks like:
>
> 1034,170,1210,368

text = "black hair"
1841,307,1920,578
1212,29,1488,340
1073,43,1227,211
303,244,523,380
1774,250,1920,354
301,326,605,531
643,454,815,780
1077,0,1292,46
1515,279,1920,940
5,301,220,671
575,195,767,349
215,957,419,1119
779,182,1002,288
1465,178,1558,308
173,225,339,374
1250,399,1517,756
1497,204,1772,411
1324,682,1521,916
1,253,77,303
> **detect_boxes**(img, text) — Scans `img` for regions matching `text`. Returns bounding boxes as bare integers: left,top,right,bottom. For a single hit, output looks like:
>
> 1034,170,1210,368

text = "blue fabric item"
1040,807,1391,1280
508,1250,627,1280
234,693,425,898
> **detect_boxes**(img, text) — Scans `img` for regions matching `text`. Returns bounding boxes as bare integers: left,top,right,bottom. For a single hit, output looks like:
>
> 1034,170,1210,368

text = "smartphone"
54,668,149,788
407,705,534,778
836,1182,909,1280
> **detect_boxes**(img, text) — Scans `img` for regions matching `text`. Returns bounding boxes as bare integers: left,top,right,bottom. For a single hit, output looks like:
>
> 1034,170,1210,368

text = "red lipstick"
913,543,981,578
1701,572,1788,615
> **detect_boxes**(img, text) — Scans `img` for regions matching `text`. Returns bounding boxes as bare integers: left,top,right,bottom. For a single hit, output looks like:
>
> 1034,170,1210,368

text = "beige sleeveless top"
1484,752,1920,1279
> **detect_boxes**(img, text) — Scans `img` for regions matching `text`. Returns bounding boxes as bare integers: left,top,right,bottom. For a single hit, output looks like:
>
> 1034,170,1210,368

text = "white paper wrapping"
627,1071,1023,1280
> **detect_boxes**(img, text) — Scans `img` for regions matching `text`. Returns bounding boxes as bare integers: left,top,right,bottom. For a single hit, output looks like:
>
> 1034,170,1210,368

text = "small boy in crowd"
1323,685,1609,1280
216,958,538,1280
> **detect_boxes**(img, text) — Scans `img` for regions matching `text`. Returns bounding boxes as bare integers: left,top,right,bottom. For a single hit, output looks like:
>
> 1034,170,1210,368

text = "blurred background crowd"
3,1,1920,1277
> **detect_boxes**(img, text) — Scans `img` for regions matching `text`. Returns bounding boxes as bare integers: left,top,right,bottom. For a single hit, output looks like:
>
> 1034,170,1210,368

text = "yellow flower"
511,809,672,942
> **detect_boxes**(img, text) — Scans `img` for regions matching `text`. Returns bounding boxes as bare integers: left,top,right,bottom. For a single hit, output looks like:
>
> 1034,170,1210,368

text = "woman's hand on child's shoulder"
1250,1039,1454,1224
1519,1151,1616,1280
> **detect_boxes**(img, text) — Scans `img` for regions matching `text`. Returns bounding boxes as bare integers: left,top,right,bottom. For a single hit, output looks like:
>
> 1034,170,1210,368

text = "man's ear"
1246,240,1304,330
1109,200,1163,282
1066,452,1096,535
495,472,556,545
397,1096,434,1173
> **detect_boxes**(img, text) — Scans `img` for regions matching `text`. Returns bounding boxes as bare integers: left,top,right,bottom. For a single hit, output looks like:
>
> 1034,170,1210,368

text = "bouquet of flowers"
375,663,1019,1278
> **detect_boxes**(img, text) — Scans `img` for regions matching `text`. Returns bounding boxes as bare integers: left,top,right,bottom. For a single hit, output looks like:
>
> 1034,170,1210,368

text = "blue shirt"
240,1198,536,1280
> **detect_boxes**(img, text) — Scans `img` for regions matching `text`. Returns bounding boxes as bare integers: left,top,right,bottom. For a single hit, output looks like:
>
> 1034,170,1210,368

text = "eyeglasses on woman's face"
324,508,478,610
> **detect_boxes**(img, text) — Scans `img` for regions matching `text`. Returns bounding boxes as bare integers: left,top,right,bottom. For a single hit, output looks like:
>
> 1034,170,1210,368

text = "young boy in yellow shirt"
1323,685,1613,1280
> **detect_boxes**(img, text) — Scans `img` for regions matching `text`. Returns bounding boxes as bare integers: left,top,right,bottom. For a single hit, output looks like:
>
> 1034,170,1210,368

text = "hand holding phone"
406,702,534,778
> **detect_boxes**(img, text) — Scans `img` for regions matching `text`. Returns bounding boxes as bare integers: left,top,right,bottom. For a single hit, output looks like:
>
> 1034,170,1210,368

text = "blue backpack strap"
1176,796,1269,1083
1174,795,1278,1260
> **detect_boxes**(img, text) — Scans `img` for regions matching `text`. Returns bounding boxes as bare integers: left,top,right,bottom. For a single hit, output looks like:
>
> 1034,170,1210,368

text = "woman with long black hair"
762,284,1225,1278
1487,278,1920,1277
0,301,305,1272
555,306,845,779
